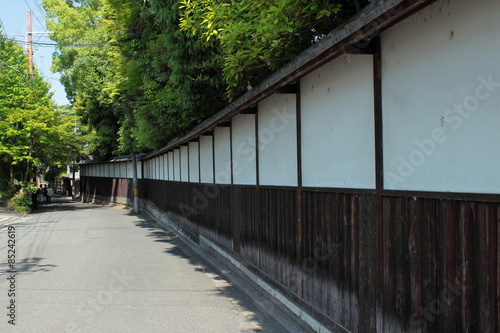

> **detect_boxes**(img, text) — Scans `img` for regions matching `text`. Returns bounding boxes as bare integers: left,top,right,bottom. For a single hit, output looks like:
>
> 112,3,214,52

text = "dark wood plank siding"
81,176,132,205
81,175,499,333
380,196,499,333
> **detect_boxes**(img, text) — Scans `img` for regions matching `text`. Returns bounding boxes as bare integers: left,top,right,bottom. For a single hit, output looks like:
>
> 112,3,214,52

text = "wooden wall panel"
82,176,499,333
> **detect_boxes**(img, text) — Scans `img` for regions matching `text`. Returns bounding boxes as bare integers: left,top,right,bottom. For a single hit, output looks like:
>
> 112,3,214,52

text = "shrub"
7,182,39,214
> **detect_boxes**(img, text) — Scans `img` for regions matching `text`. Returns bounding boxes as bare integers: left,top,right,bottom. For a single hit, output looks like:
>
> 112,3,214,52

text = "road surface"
0,198,291,332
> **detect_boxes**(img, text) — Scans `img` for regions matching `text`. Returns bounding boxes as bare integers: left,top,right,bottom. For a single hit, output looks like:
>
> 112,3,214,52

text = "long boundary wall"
80,0,499,332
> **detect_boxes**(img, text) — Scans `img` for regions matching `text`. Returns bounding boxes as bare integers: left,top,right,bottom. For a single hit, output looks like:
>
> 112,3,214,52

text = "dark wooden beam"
343,38,378,54
277,83,298,94
240,106,257,114
217,120,231,127
202,130,214,136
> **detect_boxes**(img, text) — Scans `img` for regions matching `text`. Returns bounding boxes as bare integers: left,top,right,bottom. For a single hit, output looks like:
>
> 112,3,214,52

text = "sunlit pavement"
0,199,288,332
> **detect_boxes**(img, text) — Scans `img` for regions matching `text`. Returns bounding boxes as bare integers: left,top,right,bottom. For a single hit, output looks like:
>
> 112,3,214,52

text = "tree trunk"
9,156,14,181
25,156,30,182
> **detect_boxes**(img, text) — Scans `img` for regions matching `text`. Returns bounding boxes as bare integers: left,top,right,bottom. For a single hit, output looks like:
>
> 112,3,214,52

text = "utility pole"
27,11,34,80
131,152,140,214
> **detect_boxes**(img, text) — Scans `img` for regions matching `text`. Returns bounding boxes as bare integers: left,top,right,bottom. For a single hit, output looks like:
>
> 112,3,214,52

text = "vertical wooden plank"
429,199,450,333
368,195,378,331
359,194,367,333
442,201,457,333
350,194,359,330
458,202,475,332
468,202,498,333
393,197,406,332
382,197,395,332
408,197,423,333
483,203,497,332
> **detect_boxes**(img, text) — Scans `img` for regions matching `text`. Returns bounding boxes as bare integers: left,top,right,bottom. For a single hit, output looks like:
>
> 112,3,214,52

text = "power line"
32,0,48,22
24,0,46,30
0,58,31,76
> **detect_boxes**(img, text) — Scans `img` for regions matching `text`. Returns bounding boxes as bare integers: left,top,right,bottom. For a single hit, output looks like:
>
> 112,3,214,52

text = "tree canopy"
0,31,81,189
42,0,369,158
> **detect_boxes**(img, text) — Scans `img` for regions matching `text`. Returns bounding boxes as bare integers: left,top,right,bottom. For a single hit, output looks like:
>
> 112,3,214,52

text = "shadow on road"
130,217,282,332
33,196,105,213
23,199,285,332
0,257,57,274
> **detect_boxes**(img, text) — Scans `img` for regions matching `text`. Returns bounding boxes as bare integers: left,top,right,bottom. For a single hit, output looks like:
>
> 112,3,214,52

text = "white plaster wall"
126,161,133,179
382,0,500,193
156,158,159,179
158,155,165,179
156,156,160,180
122,162,127,179
145,160,149,179
149,158,152,179
232,114,257,185
136,161,142,179
168,152,174,180
154,158,157,179
180,146,189,181
173,149,181,181
258,94,297,186
158,156,163,180
301,54,375,189
163,155,167,180
189,142,200,182
214,127,232,184
200,135,214,183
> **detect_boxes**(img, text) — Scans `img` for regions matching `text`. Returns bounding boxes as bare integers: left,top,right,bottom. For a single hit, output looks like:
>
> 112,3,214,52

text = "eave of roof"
79,153,148,165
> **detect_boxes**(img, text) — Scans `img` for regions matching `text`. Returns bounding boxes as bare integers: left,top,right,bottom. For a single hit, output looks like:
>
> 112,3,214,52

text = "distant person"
37,185,44,203
42,185,48,203
31,189,38,209
47,185,54,203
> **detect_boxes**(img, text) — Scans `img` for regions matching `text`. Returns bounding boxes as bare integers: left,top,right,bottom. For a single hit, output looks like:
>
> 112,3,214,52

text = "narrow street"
0,198,288,333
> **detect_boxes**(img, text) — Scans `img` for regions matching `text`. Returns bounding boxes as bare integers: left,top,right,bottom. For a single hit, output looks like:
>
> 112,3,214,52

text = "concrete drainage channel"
142,203,333,333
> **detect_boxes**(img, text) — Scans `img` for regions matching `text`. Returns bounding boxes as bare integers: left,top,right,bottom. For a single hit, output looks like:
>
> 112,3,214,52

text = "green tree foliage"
43,0,369,156
179,0,342,96
0,33,81,188
115,0,227,150
44,0,125,159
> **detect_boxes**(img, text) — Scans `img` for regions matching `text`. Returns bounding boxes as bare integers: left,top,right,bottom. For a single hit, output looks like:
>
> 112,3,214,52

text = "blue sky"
0,0,69,105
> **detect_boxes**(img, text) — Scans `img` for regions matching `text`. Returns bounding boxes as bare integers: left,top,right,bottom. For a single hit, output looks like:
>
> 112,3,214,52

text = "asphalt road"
0,198,289,333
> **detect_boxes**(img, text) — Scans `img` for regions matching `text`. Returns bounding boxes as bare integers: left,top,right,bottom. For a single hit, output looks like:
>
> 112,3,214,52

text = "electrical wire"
0,58,31,76
32,0,48,22
24,0,46,31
